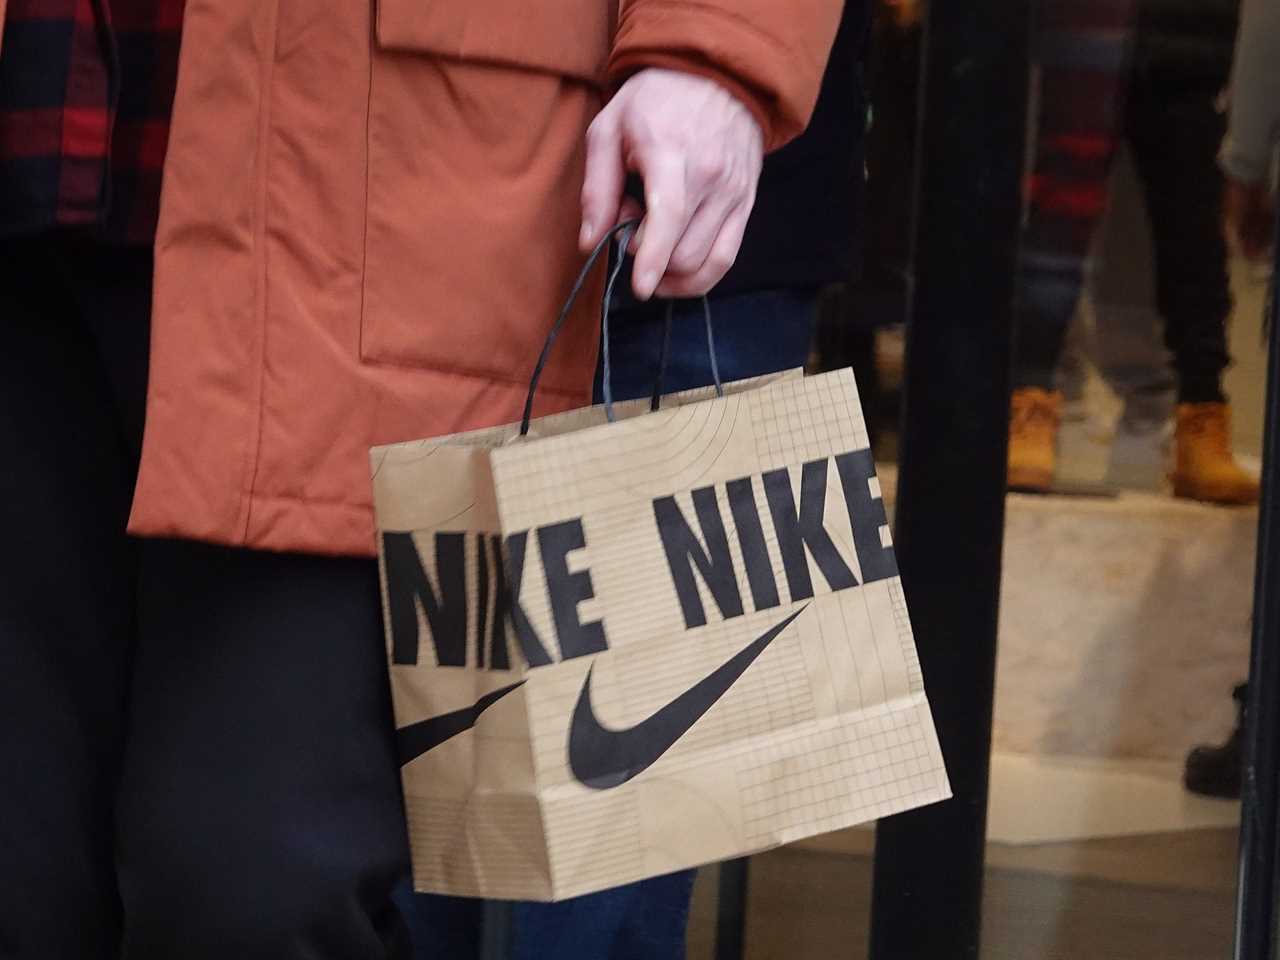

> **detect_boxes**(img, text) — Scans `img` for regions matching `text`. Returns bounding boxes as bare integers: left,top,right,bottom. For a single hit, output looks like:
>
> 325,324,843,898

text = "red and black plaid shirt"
0,0,183,244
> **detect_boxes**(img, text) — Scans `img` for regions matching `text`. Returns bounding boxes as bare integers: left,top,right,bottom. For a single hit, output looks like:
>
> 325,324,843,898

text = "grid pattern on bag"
749,369,870,474
738,701,944,846
377,369,949,900
494,370,887,659
890,578,924,693
501,371,944,883
520,580,945,873
525,617,817,790
541,791,644,896
812,584,878,714
372,373,797,494
572,476,877,658
527,512,899,745
495,399,742,531
405,793,553,900
492,370,870,535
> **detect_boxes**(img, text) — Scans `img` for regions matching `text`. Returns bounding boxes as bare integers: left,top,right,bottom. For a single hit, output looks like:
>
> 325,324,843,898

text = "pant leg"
0,236,148,958
1086,147,1179,410
117,541,413,960
510,872,698,960
598,288,818,402
506,289,816,960
1014,0,1133,389
73,243,155,472
1125,13,1235,404
395,887,482,959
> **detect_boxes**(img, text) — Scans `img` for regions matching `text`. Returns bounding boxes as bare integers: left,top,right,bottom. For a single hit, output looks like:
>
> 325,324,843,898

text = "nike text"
381,449,893,669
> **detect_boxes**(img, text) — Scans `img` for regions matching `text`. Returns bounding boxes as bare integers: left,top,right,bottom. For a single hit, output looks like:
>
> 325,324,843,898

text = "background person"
1184,0,1278,800
1007,0,1257,506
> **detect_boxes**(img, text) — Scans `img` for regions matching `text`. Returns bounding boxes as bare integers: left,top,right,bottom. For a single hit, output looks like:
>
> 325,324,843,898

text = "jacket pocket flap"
377,0,613,84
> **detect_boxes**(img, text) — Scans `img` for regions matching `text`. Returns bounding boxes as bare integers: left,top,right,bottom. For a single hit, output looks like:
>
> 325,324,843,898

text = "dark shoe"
1184,683,1245,799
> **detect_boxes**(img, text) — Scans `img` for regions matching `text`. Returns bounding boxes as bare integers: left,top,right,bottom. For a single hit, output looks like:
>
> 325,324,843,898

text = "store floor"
686,827,1237,959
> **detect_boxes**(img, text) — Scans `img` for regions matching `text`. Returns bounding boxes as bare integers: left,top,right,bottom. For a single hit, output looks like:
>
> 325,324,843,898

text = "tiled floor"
686,827,1237,959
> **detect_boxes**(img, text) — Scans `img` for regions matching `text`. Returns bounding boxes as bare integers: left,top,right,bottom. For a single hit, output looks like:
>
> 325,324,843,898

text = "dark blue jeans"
399,288,817,960
597,289,818,406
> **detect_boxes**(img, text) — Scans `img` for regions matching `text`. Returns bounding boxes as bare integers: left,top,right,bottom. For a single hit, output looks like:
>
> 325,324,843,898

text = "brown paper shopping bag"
371,223,950,902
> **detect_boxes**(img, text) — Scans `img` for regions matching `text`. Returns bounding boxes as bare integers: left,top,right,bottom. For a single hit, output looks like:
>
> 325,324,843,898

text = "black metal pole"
1233,217,1280,960
714,858,750,960
867,0,1029,955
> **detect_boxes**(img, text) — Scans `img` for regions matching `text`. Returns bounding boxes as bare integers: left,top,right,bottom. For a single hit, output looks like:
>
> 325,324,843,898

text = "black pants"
0,236,411,958
1015,0,1236,404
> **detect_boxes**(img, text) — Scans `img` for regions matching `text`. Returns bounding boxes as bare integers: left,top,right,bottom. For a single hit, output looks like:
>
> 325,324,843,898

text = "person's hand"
1224,176,1275,262
579,68,764,300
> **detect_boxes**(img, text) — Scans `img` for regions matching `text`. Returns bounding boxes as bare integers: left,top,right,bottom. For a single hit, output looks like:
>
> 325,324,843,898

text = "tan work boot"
1008,387,1062,492
1172,402,1260,505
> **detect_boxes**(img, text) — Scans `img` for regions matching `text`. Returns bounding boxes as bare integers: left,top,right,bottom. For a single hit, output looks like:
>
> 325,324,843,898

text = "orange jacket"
128,0,842,557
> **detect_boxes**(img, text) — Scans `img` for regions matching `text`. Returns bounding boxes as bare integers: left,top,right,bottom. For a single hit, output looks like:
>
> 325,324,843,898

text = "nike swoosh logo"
397,681,525,766
568,606,808,790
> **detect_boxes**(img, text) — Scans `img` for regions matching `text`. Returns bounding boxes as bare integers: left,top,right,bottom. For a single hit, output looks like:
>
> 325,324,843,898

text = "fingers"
617,196,644,245
666,192,738,277
631,150,688,300
631,151,757,299
584,68,764,295
579,111,625,253
654,199,752,299
641,143,757,296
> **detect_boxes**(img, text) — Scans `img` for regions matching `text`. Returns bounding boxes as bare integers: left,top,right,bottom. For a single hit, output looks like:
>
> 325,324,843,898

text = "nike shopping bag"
371,225,951,901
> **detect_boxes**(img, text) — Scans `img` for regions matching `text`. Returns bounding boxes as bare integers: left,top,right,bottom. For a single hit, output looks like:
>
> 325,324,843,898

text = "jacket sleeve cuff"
606,2,831,153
